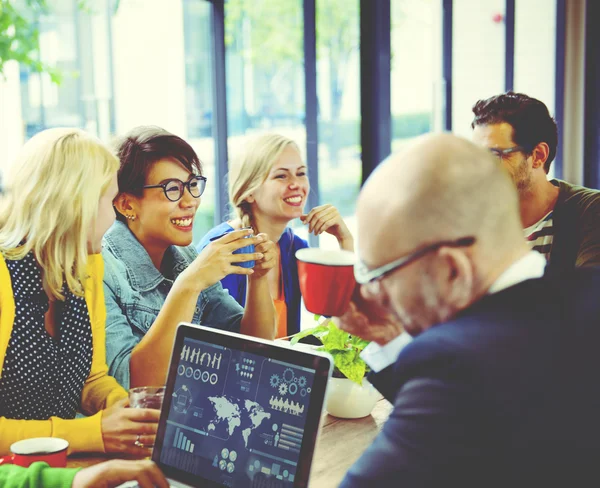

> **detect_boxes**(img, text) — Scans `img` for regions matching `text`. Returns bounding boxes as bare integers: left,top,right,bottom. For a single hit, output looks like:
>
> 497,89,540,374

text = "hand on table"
72,459,169,488
101,399,160,457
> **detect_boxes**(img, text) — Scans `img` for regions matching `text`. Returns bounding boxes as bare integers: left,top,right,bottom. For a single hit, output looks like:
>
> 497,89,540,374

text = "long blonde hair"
0,128,119,299
229,133,300,230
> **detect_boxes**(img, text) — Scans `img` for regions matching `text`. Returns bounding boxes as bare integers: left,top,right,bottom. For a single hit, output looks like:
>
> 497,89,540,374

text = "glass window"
223,0,306,245
224,0,306,180
452,0,506,137
20,0,81,139
79,0,115,140
182,0,217,244
514,0,556,111
19,0,114,140
184,1,214,141
514,0,557,177
391,0,437,153
0,61,23,176
313,0,361,250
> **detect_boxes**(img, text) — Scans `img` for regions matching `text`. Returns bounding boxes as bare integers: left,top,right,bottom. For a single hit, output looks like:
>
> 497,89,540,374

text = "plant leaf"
349,334,370,352
289,317,369,384
289,325,329,345
320,321,350,351
333,349,366,385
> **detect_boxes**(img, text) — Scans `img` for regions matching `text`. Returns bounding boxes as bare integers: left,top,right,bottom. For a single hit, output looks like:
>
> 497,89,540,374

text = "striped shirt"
524,211,554,262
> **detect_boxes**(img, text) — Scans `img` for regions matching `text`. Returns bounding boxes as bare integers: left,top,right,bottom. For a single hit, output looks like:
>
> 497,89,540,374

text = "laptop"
122,322,333,488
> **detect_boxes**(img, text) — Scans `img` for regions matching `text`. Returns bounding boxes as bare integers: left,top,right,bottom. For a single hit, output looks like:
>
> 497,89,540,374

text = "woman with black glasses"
102,126,277,389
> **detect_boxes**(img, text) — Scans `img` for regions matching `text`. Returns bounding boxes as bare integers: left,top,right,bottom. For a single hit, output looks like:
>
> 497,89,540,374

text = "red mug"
0,437,69,468
296,248,357,317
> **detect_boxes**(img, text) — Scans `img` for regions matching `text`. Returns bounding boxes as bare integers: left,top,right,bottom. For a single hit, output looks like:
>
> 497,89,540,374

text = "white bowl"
325,377,380,419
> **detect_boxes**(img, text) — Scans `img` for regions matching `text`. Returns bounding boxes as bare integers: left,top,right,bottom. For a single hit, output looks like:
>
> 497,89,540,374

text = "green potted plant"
291,315,381,418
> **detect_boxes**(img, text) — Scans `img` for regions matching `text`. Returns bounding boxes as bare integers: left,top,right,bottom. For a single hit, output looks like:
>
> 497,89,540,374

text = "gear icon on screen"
278,382,288,395
298,376,307,388
283,368,294,383
270,374,281,387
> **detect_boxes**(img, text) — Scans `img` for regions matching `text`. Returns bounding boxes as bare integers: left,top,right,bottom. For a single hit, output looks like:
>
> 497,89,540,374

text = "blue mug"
209,229,255,268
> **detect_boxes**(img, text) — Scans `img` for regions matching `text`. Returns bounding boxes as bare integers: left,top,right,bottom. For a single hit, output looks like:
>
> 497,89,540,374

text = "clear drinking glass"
129,386,165,410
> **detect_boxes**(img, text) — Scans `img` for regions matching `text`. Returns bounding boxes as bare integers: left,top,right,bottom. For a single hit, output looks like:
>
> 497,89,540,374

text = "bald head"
357,133,525,268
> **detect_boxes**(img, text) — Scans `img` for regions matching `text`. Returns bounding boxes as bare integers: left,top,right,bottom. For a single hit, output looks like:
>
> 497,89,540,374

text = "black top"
0,252,93,420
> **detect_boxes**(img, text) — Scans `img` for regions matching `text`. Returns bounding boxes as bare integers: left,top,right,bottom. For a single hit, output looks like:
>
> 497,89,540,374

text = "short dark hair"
471,92,558,173
114,126,203,222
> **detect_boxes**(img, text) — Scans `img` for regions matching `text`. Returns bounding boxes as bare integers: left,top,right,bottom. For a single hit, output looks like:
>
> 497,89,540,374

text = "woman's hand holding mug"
187,229,266,290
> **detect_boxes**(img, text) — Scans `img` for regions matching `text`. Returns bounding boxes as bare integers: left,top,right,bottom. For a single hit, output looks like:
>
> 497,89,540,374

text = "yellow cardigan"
0,253,127,455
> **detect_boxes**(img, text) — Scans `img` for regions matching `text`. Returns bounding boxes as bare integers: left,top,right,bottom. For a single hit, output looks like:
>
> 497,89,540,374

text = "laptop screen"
154,325,332,488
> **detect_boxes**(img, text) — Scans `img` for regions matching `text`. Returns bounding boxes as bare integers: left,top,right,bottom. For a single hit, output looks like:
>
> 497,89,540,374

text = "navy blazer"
340,267,600,487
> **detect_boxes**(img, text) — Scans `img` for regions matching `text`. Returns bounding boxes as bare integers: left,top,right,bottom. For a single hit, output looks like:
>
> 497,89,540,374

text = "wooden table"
67,398,392,487
309,398,392,486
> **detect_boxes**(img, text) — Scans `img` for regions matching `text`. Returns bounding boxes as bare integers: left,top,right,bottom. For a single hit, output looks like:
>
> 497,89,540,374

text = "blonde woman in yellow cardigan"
0,128,159,456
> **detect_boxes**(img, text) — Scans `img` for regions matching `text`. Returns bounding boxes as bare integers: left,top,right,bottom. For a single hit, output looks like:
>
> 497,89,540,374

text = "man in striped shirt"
524,210,553,260
471,91,600,269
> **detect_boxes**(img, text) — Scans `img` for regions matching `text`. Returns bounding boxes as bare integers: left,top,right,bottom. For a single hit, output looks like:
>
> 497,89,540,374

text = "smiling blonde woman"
197,133,354,338
0,128,160,457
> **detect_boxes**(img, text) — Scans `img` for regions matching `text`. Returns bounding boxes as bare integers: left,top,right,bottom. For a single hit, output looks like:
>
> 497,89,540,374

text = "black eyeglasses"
488,146,526,159
143,175,207,202
354,236,476,285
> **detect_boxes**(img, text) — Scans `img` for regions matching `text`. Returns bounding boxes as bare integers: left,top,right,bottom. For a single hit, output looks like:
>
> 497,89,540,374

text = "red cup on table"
295,248,357,317
0,437,69,468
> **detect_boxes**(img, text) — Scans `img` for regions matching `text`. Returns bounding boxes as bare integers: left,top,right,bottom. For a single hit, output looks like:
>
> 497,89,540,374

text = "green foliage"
316,0,359,66
0,0,55,79
225,0,303,67
0,0,64,82
224,0,358,66
291,316,370,385
224,0,360,166
0,0,106,81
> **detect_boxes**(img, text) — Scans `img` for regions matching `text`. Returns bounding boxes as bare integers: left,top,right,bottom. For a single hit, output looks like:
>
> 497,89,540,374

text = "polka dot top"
0,252,93,420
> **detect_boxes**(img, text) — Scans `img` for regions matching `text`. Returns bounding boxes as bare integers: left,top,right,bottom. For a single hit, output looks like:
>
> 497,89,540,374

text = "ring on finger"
134,434,145,449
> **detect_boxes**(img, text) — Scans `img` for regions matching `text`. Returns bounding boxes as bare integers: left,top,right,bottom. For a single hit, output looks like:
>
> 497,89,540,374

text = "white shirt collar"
487,250,547,295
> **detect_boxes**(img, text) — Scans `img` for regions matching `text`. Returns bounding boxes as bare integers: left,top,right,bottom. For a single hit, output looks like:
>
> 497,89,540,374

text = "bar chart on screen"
173,427,195,453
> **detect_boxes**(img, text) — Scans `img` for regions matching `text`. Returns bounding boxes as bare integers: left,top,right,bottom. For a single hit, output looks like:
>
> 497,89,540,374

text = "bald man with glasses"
471,91,600,269
337,133,600,487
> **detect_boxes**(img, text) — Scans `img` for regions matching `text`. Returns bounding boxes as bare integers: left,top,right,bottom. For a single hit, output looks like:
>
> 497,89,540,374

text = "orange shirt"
274,260,287,338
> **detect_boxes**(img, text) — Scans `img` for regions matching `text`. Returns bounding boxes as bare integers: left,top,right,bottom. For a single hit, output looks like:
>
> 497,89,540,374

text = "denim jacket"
102,221,243,388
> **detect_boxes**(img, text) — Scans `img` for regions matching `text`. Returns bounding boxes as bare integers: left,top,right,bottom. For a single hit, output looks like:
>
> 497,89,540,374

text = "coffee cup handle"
0,455,15,466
